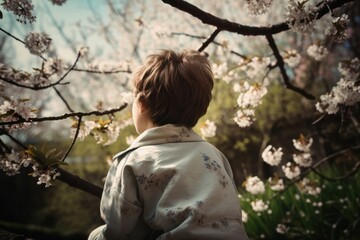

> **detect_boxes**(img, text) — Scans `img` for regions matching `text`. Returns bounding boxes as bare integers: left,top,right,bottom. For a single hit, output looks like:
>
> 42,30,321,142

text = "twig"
53,86,74,112
0,27,25,44
266,34,315,100
61,116,82,162
310,161,360,181
71,68,132,74
173,32,247,58
0,27,47,61
0,52,81,90
197,28,221,52
0,104,128,126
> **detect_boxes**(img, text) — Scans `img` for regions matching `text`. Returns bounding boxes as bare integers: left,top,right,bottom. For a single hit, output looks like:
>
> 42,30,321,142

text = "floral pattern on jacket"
90,124,248,240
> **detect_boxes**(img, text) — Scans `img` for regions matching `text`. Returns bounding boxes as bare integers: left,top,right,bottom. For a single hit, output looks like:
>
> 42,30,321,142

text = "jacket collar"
113,124,204,160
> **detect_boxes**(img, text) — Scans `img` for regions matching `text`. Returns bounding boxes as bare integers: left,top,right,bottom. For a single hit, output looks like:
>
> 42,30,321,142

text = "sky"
1,0,110,69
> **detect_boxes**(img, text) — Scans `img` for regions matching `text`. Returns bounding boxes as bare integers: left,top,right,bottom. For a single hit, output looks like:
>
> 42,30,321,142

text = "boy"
89,50,249,240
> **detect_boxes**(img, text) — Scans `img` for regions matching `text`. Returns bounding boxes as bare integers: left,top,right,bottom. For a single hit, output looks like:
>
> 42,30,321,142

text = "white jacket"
91,124,248,240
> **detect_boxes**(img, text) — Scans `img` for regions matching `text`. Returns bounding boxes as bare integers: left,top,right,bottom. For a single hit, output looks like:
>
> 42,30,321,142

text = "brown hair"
133,49,214,128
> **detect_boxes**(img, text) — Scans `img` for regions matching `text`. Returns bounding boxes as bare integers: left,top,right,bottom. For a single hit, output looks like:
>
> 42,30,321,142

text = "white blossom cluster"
24,32,52,56
200,120,217,138
244,0,273,15
262,145,283,166
31,165,61,188
234,82,268,128
71,118,133,146
241,210,248,223
285,0,318,34
251,199,269,212
212,62,228,80
0,96,37,131
316,58,360,114
0,149,60,187
43,58,64,76
298,178,321,196
268,177,285,191
283,49,301,67
306,44,329,61
326,14,349,43
0,150,22,176
241,57,271,79
1,0,36,23
2,0,68,24
282,162,301,180
276,223,289,234
0,60,65,87
292,135,313,167
245,176,265,195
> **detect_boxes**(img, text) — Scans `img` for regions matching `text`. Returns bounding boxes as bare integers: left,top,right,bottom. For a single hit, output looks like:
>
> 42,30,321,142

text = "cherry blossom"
1,0,36,23
298,178,321,196
293,152,312,167
44,58,64,76
292,135,313,152
0,150,21,176
241,210,248,223
237,83,268,108
234,109,255,128
24,32,52,56
316,58,360,114
284,49,301,67
0,97,37,130
251,199,269,212
241,57,270,79
244,176,265,195
244,0,273,15
276,224,289,234
262,145,283,166
268,177,285,191
200,120,217,138
77,46,89,57
282,162,301,179
286,0,318,34
326,14,349,43
306,44,329,61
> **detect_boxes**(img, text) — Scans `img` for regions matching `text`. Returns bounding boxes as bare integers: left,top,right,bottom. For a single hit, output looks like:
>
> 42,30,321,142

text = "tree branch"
197,28,221,52
0,52,81,90
0,104,127,126
57,168,102,198
61,116,82,162
266,34,315,100
162,0,353,36
172,32,246,58
0,128,103,198
71,68,132,74
52,86,74,112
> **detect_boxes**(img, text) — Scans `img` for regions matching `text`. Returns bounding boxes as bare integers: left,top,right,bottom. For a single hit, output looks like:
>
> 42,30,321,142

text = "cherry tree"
0,1,359,236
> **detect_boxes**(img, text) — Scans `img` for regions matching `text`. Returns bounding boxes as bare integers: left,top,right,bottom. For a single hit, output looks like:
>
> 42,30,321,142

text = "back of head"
133,49,214,128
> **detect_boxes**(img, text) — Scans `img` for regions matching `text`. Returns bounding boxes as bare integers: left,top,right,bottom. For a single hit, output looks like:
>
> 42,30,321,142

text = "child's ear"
138,98,148,114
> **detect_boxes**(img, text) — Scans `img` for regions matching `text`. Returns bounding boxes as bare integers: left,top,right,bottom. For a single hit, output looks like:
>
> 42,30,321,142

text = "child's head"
132,49,214,128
